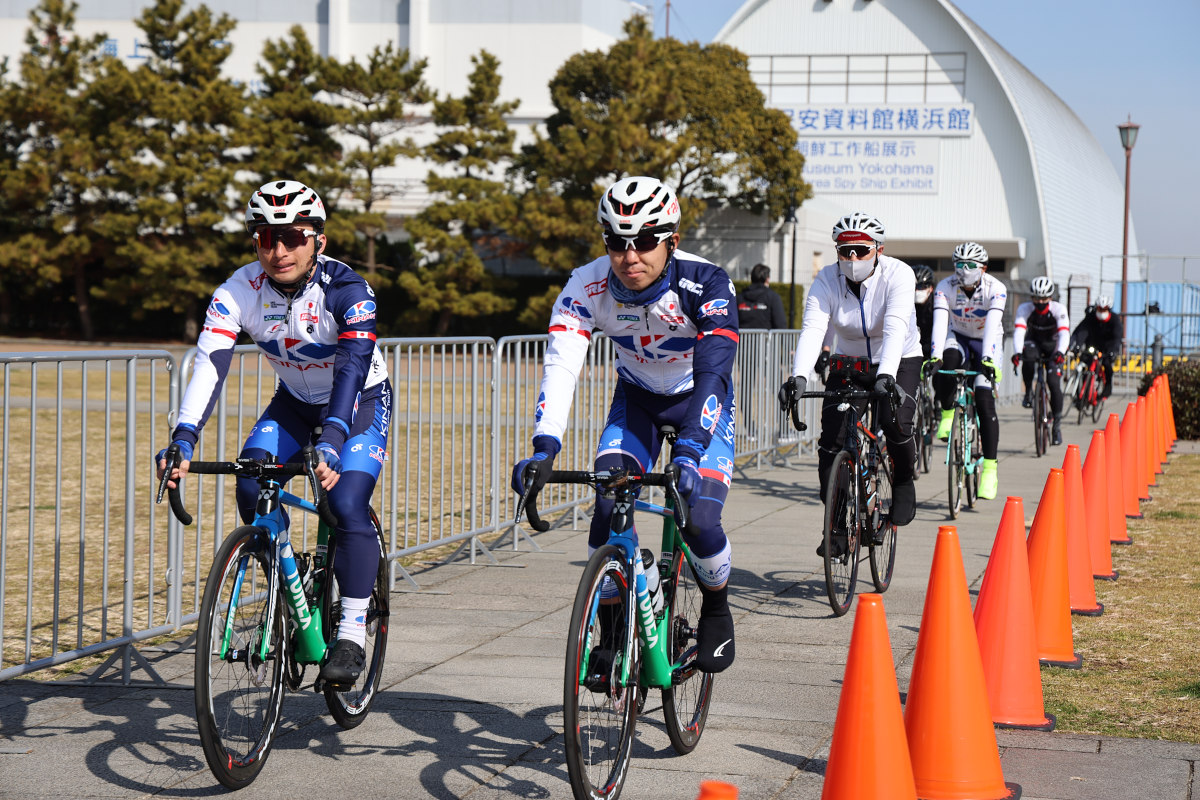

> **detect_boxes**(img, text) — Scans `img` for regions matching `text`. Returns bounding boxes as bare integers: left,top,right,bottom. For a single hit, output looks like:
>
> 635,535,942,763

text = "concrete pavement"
1,398,1196,799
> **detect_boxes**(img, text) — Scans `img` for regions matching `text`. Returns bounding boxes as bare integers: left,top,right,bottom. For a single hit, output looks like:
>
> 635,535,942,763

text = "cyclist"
928,241,1005,500
777,212,922,555
912,264,937,359
511,176,738,674
1069,295,1123,398
1012,276,1069,445
156,180,392,688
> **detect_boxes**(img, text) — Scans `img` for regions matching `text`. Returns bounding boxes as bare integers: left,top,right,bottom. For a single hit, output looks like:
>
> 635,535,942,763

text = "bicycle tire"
1092,391,1106,423
322,510,390,728
1078,371,1093,425
564,545,638,800
912,401,924,476
1034,386,1048,456
868,453,897,592
661,550,713,755
965,412,981,508
194,525,287,790
823,450,859,617
919,393,934,475
948,406,964,518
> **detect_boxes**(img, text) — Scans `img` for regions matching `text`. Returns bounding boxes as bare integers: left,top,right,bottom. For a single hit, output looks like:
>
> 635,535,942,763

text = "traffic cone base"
1040,652,1082,669
1096,570,1119,581
997,712,1056,732
1071,602,1104,617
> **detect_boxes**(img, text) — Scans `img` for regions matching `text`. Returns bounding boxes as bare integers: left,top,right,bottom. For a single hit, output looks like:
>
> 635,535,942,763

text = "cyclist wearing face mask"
156,180,392,689
912,264,937,359
1012,276,1070,445
778,212,923,551
1069,295,1123,398
927,241,1005,500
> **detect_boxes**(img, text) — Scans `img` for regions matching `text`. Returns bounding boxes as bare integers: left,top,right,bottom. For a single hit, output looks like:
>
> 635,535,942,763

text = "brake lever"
664,462,690,532
156,443,194,526
514,463,549,532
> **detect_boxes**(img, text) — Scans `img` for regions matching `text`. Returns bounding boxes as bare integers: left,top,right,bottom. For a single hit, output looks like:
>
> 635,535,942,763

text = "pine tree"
321,43,432,276
512,14,811,273
401,50,518,335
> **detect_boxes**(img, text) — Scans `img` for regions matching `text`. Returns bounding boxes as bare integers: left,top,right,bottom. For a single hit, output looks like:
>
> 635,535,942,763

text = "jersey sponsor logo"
535,392,546,422
264,313,285,322
715,455,734,475
559,296,593,320
678,277,704,296
351,443,364,452
617,314,640,322
700,298,729,317
299,312,319,324
658,302,686,327
207,297,231,319
368,444,386,464
344,300,376,324
700,394,722,432
584,277,608,297
248,272,268,290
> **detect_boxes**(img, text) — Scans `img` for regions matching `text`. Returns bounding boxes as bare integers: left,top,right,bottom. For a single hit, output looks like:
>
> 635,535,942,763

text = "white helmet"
832,212,885,244
1030,276,1055,299
1095,295,1114,310
597,176,680,235
952,241,989,264
245,180,326,233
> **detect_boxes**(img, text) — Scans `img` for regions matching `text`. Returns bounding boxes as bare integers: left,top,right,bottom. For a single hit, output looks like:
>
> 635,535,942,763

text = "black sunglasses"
836,243,876,259
254,227,317,250
603,231,668,253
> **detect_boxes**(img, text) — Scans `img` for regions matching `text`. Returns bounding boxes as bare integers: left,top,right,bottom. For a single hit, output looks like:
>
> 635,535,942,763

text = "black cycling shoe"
1021,395,1032,409
695,586,734,673
892,479,916,526
816,534,848,559
1052,423,1063,446
583,648,614,693
320,639,365,688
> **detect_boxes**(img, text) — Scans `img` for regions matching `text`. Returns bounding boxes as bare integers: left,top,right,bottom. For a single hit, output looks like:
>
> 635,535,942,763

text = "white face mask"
957,266,982,288
1096,309,1111,322
914,287,933,304
839,258,875,282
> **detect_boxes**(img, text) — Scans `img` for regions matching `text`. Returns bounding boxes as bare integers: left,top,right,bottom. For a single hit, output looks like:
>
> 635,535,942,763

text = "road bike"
1026,358,1053,456
516,429,712,800
158,445,389,790
914,370,937,476
1070,346,1106,424
938,369,984,517
790,371,898,616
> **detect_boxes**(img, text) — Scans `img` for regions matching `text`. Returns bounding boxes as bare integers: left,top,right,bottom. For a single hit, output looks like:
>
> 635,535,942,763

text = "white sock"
338,596,370,648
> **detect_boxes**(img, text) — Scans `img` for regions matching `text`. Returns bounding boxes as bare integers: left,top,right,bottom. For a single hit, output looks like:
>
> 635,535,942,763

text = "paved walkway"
1,399,1195,799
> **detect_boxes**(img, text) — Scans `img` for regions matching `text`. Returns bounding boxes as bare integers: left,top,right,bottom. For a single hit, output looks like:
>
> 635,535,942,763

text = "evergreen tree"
321,43,431,276
401,50,517,335
512,15,811,272
103,0,248,339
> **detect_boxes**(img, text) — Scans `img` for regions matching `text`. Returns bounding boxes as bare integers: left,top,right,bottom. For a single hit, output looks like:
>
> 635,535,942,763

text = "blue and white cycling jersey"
534,250,739,463
178,254,389,436
931,271,1007,361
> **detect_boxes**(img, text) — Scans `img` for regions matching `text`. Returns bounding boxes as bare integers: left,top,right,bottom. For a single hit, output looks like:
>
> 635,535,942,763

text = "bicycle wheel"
823,450,860,617
661,549,713,755
564,545,638,800
1076,372,1092,425
919,393,934,475
947,407,964,519
1091,374,1107,423
965,413,981,508
322,510,390,728
868,453,897,592
194,526,287,790
1034,386,1048,456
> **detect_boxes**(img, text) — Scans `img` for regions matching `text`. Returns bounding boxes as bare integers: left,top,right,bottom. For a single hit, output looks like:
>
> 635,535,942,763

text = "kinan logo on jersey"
699,299,729,318
207,297,231,321
558,296,593,321
700,394,722,432
344,300,376,324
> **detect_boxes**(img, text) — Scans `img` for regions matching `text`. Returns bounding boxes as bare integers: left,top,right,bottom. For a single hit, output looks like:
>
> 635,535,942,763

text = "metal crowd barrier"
0,333,815,682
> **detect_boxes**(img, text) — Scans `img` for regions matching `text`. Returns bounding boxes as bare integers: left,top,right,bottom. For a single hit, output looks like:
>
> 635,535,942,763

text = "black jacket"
1070,309,1123,355
737,283,787,329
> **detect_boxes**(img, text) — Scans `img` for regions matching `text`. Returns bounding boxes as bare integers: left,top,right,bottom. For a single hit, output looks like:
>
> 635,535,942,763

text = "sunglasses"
836,243,876,259
254,227,317,250
954,260,982,270
603,230,670,253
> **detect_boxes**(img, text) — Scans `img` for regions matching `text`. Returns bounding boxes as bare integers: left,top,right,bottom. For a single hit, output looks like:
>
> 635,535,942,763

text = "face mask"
957,266,982,288
914,287,932,304
1096,309,1111,322
839,258,875,283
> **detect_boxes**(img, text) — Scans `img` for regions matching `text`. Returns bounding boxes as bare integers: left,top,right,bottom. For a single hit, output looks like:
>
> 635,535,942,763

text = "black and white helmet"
597,176,680,236
952,241,989,264
1030,276,1055,299
245,180,326,233
831,212,886,244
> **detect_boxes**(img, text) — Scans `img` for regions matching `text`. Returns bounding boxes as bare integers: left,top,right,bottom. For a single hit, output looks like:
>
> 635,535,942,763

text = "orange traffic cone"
1104,413,1132,547
1061,446,1103,615
1082,431,1118,580
1148,385,1164,476
974,497,1055,731
1157,376,1174,457
697,781,739,799
1163,375,1178,446
1120,402,1144,516
821,594,916,800
1026,469,1082,668
1137,394,1154,495
905,526,1020,800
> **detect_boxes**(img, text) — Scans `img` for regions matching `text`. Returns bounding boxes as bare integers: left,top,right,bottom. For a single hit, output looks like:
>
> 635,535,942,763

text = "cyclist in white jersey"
778,212,923,556
927,241,1005,500
156,180,391,687
1012,276,1070,445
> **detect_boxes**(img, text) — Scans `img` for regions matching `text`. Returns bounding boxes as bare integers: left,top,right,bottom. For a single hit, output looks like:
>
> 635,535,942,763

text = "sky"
652,0,1200,280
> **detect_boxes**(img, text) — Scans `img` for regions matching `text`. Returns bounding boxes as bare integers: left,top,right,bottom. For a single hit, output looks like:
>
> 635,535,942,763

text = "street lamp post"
1118,115,1139,321
786,204,798,327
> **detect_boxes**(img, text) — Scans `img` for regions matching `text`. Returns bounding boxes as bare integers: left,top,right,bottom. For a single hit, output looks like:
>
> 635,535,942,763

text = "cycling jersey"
792,255,922,379
1012,300,1070,354
535,250,739,463
931,272,1007,360
178,254,389,436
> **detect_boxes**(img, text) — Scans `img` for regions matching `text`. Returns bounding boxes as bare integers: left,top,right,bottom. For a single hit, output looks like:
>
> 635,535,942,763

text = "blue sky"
653,0,1200,279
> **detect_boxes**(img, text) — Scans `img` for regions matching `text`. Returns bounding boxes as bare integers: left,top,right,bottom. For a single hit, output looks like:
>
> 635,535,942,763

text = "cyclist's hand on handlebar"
1011,354,1021,370
777,375,806,412
672,456,702,507
921,358,941,380
155,423,196,490
314,443,342,490
814,350,830,377
981,358,998,383
1053,350,1066,366
873,373,899,405
511,435,561,495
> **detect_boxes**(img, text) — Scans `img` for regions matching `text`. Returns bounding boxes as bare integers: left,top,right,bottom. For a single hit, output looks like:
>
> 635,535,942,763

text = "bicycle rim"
661,550,713,755
869,454,897,592
1035,389,1048,455
965,416,981,508
823,450,859,616
1076,375,1089,425
194,526,286,790
323,511,390,728
920,397,934,474
1092,389,1106,423
948,407,964,518
564,545,638,800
